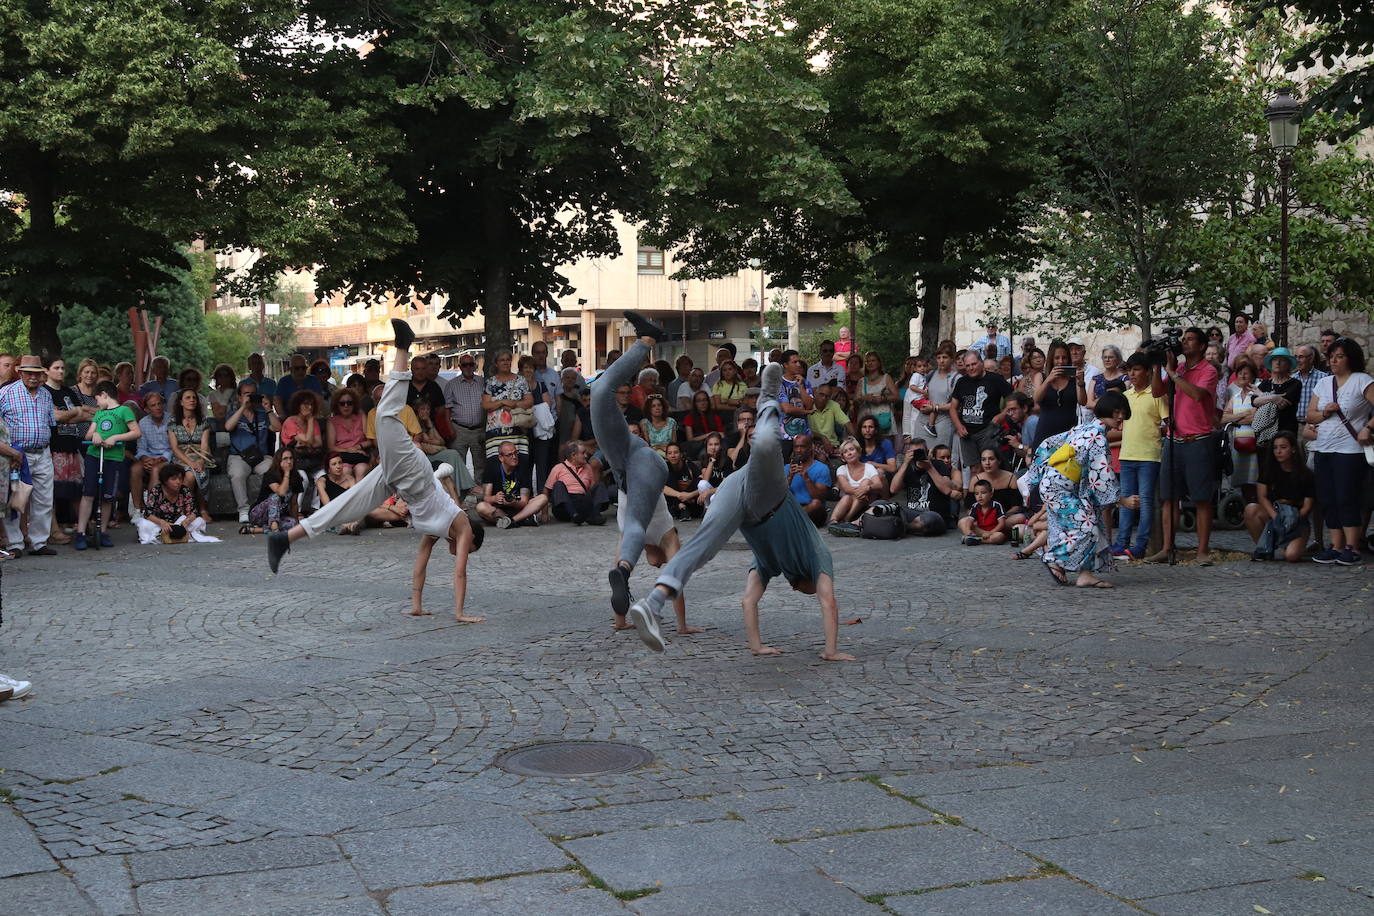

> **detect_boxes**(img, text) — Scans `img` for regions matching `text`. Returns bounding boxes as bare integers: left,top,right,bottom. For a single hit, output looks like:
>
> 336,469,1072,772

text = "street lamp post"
678,278,689,359
1266,88,1301,348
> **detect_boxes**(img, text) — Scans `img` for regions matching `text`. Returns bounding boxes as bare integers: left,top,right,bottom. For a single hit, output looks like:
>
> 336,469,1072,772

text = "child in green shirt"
75,381,141,549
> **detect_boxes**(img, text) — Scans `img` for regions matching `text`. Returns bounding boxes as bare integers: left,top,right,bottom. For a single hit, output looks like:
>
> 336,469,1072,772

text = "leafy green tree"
0,0,300,357
1024,0,1248,339
0,307,29,357
59,266,209,374
1251,0,1374,136
205,312,256,375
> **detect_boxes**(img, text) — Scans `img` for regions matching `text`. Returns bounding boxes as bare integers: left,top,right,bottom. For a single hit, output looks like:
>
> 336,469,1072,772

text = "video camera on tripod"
1141,328,1184,365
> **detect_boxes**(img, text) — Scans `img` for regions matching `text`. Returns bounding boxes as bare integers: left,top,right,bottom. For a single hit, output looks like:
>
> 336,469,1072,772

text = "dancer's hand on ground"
821,650,857,662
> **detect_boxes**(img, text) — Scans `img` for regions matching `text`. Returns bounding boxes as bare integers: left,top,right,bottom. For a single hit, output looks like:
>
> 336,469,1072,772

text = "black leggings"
1314,451,1369,529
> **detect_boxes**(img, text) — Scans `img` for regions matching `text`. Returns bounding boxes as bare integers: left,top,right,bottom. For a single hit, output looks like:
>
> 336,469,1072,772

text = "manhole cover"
494,740,655,778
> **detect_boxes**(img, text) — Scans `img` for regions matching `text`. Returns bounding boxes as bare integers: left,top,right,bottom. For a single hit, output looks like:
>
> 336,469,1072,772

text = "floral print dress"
1024,419,1119,573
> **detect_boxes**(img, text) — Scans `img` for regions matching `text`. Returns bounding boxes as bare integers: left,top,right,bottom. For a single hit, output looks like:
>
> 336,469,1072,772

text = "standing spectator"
834,325,855,369
225,381,279,524
443,353,486,488
1319,330,1339,369
543,440,607,525
666,354,694,406
900,354,930,444
1222,359,1260,504
1251,321,1271,348
274,353,321,416
827,436,879,526
739,357,760,388
1226,314,1255,370
726,407,754,468
1025,391,1138,587
784,433,830,526
1293,344,1329,424
949,350,1012,486
807,340,845,389
556,368,584,446
281,389,327,479
483,351,532,459
1256,348,1301,437
695,431,733,508
674,367,708,412
854,350,898,445
808,383,851,460
0,354,14,387
1306,337,1374,565
208,364,239,426
74,382,139,549
131,392,174,512
407,354,446,418
640,394,678,452
921,345,960,453
518,354,557,492
360,357,383,394
1018,348,1047,398
778,351,815,452
1206,326,1225,350
308,360,335,400
1154,327,1220,565
995,392,1032,470
1246,431,1315,563
1087,346,1126,406
971,321,1012,359
711,360,747,412
662,443,702,520
169,388,213,494
240,352,278,403
45,357,87,544
1,357,57,555
113,361,140,409
1111,354,1167,561
682,389,725,447
326,386,373,482
631,367,661,410
1032,340,1083,448
138,356,178,407
177,367,206,406
0,408,20,561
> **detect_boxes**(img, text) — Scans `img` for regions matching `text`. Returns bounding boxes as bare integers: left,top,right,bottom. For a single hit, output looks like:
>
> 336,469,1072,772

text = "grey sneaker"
627,597,666,653
495,515,512,529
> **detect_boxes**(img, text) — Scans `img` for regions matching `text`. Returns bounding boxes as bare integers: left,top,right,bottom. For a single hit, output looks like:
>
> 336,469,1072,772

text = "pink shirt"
1171,358,1218,437
544,461,597,495
1226,331,1254,369
329,412,367,453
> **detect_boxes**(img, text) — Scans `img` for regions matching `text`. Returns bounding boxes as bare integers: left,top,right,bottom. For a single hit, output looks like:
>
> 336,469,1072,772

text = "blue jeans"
1113,459,1158,555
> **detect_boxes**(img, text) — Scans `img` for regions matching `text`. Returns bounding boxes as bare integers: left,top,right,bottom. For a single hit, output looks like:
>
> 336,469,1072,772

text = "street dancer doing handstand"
594,312,700,635
626,361,855,661
267,320,485,622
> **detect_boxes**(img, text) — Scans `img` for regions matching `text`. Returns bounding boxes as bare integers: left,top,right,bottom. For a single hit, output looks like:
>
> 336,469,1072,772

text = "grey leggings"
591,340,668,567
651,390,790,599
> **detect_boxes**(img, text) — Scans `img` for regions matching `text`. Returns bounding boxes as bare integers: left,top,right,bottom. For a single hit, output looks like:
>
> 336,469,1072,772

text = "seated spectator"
177,367,206,409
1245,431,1315,563
613,383,644,430
828,437,880,525
244,447,305,533
544,440,607,525
682,389,725,446
169,387,213,494
711,360,747,412
968,448,1027,524
695,431,734,508
782,433,830,526
309,359,336,399
136,462,213,544
327,386,373,482
131,392,174,512
662,443,702,520
675,367,709,411
740,358,760,388
857,416,897,475
959,480,1009,545
630,367,659,409
639,394,677,452
412,398,476,491
477,441,547,528
225,381,279,524
208,364,238,425
314,453,401,535
890,438,961,535
1013,506,1049,559
809,383,851,461
727,407,754,468
282,390,326,477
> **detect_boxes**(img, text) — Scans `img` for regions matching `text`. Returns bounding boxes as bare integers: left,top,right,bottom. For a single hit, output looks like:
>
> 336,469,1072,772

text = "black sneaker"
267,530,291,574
390,318,415,351
623,311,666,341
1251,550,1271,562
585,510,606,526
1335,548,1361,567
609,564,633,619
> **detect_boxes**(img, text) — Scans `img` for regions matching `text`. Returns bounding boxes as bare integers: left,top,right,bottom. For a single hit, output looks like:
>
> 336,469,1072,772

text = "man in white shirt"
675,367,708,411
702,345,736,387
807,340,845,389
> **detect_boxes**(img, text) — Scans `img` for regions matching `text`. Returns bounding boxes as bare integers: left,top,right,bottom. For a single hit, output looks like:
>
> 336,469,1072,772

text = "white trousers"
6,448,53,551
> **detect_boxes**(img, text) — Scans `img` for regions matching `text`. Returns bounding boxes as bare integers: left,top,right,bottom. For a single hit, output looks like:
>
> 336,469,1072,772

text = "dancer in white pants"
626,362,855,661
268,320,485,622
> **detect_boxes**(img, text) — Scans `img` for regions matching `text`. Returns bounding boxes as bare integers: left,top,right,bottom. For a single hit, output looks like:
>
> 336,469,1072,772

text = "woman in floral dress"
1023,391,1139,588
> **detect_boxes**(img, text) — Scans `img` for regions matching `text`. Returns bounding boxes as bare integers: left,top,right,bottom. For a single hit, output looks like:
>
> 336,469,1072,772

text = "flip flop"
1043,564,1070,587
1012,550,1034,560
1075,579,1114,589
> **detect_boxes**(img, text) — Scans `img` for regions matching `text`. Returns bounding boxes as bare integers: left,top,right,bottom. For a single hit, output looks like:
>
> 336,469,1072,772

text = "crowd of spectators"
0,317,1370,574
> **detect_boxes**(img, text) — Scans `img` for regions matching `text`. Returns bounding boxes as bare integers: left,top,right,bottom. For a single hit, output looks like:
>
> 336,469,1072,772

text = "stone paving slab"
199,772,440,835
1141,877,1374,915
385,871,628,915
531,798,732,839
340,820,571,889
66,854,137,916
127,835,341,883
0,806,57,878
712,781,935,840
883,876,1139,916
0,870,97,916
2,735,179,783
629,869,882,916
133,861,381,916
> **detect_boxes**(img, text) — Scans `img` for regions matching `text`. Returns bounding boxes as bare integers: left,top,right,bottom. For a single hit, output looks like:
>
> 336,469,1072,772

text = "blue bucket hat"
1263,347,1294,372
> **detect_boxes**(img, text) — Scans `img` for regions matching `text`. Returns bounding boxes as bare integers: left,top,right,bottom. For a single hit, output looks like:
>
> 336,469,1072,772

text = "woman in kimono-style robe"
1024,412,1133,588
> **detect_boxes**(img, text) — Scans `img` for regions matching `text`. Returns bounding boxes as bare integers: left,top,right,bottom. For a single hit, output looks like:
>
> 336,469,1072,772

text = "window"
637,246,664,275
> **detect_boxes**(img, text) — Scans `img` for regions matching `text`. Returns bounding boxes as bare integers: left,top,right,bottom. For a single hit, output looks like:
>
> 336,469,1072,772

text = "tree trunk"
918,283,942,356
481,176,514,367
28,308,61,361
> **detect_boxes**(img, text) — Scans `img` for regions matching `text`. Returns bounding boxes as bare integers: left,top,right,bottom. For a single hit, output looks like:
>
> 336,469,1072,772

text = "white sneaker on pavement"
627,598,666,653
238,510,250,524
0,674,32,700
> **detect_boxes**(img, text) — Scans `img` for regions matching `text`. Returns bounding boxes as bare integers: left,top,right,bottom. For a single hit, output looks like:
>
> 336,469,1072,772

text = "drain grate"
494,740,655,777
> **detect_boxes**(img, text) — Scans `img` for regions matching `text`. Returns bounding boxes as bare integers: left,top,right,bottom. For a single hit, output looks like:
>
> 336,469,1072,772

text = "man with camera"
225,380,281,524
995,392,1033,470
890,438,960,535
1151,327,1219,565
786,433,831,526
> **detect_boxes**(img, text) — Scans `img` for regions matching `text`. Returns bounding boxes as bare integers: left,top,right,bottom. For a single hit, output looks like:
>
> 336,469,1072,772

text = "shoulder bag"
1329,378,1374,467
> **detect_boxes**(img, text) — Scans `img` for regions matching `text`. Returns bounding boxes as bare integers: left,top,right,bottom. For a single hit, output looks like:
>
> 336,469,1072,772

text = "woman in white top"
828,437,885,524
1305,337,1374,565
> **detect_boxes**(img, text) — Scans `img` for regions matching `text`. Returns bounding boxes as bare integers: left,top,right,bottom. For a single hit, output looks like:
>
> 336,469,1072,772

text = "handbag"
1251,401,1280,445
1331,397,1374,467
7,479,32,513
488,406,536,430
1232,430,1257,453
532,401,556,440
859,502,905,540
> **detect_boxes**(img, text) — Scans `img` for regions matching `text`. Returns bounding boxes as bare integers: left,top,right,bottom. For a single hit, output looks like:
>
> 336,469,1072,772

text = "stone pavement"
0,519,1371,915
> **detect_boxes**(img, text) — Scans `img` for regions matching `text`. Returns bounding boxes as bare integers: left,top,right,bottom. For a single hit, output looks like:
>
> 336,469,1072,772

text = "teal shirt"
742,496,834,587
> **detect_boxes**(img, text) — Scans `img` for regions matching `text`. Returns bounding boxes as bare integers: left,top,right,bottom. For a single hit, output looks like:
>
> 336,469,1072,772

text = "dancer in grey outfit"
627,362,856,661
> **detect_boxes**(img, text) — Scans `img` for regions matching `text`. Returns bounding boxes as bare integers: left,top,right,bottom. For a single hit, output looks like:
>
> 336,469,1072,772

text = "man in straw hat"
0,356,58,556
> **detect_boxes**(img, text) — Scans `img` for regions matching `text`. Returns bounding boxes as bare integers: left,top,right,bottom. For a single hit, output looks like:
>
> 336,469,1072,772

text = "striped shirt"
1294,368,1329,421
0,380,55,450
442,373,487,428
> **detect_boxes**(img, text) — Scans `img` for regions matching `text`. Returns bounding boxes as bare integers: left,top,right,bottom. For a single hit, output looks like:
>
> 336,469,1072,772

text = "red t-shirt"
971,501,1004,531
1170,358,1219,436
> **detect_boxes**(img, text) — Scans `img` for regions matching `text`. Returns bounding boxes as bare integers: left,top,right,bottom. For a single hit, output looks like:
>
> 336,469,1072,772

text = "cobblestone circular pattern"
494,740,656,777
